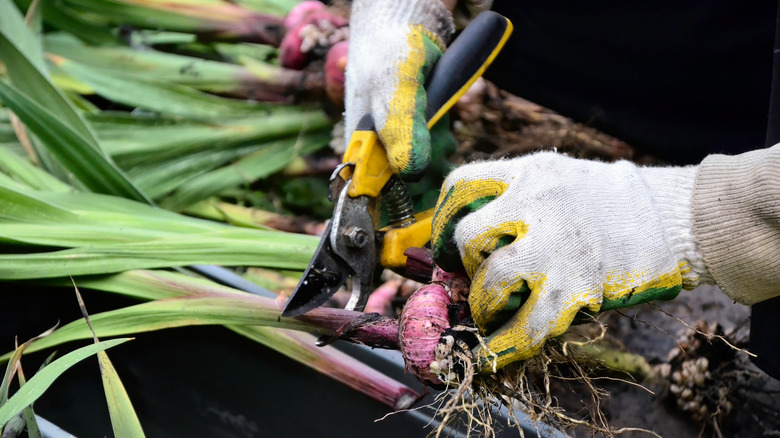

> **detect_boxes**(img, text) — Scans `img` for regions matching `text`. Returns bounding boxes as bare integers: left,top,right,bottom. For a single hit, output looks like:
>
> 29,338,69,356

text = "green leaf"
1,333,48,438
98,351,145,437
1,327,57,438
0,170,32,191
0,338,130,427
45,33,253,93
72,280,146,438
0,185,317,277
0,185,220,238
27,190,214,223
229,0,294,16
86,110,329,166
0,0,63,175
0,231,315,278
41,269,247,301
6,293,326,357
57,0,284,39
0,0,148,201
0,327,54,406
16,361,43,438
0,0,47,73
0,0,96,144
129,30,197,46
29,271,421,410
0,80,150,201
0,184,316,252
0,148,71,192
128,143,265,199
21,406,42,438
14,0,119,45
0,186,80,223
51,56,271,118
214,42,278,64
160,132,329,210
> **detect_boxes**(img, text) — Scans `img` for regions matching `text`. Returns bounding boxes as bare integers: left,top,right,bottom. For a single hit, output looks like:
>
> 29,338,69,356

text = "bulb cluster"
299,20,350,55
430,334,458,383
657,320,736,425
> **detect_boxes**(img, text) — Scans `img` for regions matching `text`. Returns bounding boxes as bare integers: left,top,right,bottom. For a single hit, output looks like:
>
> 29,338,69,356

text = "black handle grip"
425,11,513,126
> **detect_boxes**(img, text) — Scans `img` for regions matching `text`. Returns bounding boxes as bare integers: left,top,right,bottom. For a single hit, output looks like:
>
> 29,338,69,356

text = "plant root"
426,323,661,438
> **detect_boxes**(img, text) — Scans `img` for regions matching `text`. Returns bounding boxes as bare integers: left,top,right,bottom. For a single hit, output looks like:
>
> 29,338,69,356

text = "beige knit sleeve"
692,144,780,305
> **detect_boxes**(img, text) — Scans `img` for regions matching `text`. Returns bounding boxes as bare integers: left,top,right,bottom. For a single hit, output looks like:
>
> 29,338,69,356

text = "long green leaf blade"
0,232,316,278
0,186,79,224
45,33,250,92
72,282,146,438
0,186,316,276
33,271,421,410
0,0,98,144
52,55,269,118
39,269,249,301
14,0,118,45
87,110,329,167
0,0,148,201
1,327,57,406
1,0,49,85
0,338,130,427
16,364,43,438
57,0,285,40
5,293,326,356
98,351,145,437
0,148,71,192
160,132,328,210
0,80,149,201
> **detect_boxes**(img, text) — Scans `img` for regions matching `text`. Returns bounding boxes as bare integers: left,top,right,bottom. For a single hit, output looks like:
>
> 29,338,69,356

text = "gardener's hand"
431,152,713,370
345,0,454,181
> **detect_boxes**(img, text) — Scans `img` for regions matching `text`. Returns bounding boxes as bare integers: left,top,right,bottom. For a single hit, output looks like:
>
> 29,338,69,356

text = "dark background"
486,1,777,163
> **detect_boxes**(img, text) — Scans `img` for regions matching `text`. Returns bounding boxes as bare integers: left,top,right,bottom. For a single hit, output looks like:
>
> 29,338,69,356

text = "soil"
449,80,780,438
594,287,780,438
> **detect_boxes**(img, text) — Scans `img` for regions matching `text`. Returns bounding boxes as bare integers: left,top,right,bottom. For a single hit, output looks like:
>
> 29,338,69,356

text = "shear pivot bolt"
344,226,369,248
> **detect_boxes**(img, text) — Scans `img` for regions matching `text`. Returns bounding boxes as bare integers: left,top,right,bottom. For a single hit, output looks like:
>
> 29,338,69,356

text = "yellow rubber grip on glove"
380,25,443,181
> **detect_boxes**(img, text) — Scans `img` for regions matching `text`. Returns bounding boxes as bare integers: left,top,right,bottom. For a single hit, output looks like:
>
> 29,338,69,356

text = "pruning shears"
282,12,513,318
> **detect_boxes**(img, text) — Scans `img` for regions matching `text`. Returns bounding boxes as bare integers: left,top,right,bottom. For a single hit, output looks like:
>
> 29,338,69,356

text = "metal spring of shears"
381,176,416,227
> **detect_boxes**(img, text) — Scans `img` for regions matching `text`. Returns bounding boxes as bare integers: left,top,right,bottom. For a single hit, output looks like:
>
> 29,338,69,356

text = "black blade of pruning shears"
282,221,350,313
282,11,513,318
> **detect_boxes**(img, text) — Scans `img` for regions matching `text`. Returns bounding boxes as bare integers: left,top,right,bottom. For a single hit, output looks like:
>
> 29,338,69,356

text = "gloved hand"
345,0,455,181
431,152,713,370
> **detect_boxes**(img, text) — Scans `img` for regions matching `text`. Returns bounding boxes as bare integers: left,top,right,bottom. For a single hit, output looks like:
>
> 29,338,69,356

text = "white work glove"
345,0,454,181
431,152,713,370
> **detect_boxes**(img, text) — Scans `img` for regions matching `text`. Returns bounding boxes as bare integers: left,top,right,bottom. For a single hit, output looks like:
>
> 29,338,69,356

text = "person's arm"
692,144,780,304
